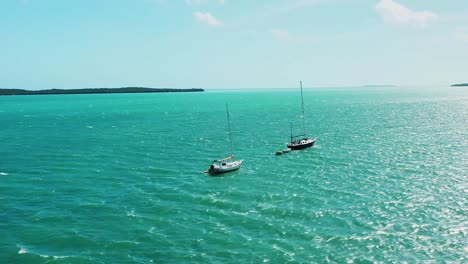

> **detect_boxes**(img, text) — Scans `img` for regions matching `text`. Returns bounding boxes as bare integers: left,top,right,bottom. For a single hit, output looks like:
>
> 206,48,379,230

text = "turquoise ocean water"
1,87,467,263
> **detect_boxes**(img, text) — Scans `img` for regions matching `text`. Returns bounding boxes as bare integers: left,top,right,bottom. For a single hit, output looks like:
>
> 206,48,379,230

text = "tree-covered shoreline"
0,87,204,96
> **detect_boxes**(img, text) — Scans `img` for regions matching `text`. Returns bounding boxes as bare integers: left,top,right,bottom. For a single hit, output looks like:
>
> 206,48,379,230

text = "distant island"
451,83,468,87
0,87,204,96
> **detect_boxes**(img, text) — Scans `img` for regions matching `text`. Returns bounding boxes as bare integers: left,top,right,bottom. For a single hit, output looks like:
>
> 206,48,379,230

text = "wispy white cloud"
193,11,222,26
376,0,438,28
458,33,468,43
270,29,290,40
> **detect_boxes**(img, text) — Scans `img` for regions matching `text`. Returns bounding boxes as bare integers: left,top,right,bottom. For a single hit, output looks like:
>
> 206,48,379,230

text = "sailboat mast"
300,81,306,137
290,123,293,143
226,103,233,155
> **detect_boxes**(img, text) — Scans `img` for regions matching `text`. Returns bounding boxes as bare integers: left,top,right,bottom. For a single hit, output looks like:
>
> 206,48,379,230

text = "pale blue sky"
1,0,467,89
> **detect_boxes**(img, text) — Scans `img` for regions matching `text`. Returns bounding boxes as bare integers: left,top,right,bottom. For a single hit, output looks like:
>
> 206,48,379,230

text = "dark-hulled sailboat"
287,81,317,150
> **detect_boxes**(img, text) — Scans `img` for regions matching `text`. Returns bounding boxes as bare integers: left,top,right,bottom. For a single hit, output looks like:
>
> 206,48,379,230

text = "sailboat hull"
207,160,244,175
287,138,316,150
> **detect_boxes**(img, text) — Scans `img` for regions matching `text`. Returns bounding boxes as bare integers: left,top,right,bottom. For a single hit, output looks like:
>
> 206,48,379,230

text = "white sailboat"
205,103,244,175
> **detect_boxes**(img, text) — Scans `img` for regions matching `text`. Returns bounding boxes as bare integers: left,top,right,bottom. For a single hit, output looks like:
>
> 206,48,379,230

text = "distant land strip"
451,83,468,87
0,87,204,96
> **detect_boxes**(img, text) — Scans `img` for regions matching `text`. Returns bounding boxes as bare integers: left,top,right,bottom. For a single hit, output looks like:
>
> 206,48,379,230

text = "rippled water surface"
1,87,467,263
